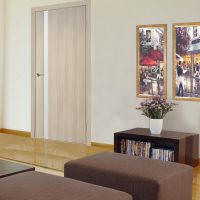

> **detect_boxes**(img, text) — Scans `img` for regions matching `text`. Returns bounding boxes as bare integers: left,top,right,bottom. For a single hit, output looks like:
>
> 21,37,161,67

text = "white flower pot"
149,119,163,135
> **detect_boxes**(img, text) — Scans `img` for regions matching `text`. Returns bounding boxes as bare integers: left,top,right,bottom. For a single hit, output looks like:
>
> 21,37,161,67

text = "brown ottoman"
64,152,193,200
0,171,132,200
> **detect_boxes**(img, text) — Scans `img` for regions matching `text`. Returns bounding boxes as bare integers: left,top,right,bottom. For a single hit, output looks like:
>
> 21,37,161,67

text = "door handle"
36,73,45,77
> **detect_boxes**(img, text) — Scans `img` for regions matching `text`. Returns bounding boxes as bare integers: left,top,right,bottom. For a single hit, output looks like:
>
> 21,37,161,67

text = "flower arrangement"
137,96,177,119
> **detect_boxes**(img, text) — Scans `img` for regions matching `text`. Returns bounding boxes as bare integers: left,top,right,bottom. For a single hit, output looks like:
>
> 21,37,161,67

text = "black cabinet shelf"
114,128,199,167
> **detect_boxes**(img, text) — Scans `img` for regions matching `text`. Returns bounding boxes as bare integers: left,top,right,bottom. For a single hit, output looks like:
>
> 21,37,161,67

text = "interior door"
35,6,86,144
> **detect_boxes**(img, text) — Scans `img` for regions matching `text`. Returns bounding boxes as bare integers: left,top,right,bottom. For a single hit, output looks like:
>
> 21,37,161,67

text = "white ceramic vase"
149,119,163,135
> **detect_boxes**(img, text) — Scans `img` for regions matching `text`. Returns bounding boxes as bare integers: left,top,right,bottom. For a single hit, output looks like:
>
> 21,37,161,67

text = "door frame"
31,0,91,145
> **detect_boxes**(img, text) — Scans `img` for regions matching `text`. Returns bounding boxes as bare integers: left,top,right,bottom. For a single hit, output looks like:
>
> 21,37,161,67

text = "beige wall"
2,0,200,147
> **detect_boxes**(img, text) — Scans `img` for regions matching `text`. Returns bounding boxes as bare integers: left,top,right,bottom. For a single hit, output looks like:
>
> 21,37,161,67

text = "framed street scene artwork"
136,24,167,98
173,22,200,101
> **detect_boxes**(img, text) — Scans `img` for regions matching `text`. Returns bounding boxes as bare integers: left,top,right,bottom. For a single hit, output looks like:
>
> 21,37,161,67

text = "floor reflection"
0,133,112,171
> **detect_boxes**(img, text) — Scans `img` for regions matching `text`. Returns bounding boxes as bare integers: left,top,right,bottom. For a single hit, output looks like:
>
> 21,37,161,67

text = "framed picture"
173,22,200,101
136,24,167,98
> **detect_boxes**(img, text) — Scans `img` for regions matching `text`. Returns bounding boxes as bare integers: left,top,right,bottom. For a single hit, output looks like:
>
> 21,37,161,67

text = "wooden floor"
0,133,199,200
0,133,113,171
193,165,200,200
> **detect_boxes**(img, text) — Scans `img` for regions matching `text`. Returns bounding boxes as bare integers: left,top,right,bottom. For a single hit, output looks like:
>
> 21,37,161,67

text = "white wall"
91,0,200,144
3,0,78,131
0,0,5,128
3,0,200,146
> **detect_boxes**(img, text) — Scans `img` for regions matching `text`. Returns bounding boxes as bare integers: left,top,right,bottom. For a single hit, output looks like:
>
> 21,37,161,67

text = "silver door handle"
36,73,45,77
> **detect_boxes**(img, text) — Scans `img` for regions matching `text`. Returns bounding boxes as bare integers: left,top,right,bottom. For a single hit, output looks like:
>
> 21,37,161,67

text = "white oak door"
34,5,87,144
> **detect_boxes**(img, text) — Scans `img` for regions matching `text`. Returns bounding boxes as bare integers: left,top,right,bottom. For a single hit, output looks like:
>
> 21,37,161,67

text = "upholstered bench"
64,152,193,200
0,171,132,200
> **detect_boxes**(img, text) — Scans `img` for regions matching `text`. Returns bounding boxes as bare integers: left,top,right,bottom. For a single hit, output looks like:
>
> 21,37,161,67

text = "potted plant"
137,96,177,134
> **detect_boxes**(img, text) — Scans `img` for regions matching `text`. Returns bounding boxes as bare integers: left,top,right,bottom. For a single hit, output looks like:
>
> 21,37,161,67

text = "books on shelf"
120,139,174,162
151,148,174,162
120,139,151,158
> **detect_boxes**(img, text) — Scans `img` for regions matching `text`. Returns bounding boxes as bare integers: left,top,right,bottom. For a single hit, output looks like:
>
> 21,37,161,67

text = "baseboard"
0,128,31,137
91,142,114,150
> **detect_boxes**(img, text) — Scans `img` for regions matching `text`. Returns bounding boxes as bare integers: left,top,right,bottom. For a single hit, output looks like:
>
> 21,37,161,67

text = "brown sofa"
0,171,132,200
64,152,193,200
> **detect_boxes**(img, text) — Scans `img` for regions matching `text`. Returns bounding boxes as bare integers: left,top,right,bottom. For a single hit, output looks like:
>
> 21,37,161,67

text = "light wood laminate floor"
0,133,199,200
0,133,113,171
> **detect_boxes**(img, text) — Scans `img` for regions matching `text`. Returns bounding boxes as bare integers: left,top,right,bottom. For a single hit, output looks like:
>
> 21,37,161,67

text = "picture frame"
136,24,167,98
173,22,200,101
